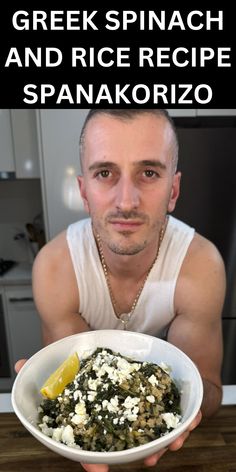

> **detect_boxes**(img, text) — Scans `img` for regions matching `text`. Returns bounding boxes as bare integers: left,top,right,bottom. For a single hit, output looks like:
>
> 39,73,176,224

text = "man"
16,109,225,471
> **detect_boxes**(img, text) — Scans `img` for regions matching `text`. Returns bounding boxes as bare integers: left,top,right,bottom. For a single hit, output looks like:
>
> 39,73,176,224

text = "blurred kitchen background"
0,108,236,393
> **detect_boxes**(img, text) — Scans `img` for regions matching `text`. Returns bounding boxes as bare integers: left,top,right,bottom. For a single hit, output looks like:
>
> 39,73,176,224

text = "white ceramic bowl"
12,330,203,465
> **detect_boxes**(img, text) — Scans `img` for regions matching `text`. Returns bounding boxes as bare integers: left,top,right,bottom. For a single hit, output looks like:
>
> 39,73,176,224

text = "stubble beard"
93,216,162,256
106,236,149,256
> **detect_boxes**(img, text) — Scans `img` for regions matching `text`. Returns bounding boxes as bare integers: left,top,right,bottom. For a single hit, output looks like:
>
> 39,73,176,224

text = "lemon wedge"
40,352,80,399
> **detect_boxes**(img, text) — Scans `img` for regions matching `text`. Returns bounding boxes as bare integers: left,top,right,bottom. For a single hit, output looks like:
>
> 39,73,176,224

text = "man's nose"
115,176,140,211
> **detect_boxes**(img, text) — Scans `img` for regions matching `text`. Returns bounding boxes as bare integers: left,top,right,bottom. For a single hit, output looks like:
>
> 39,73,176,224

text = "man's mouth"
109,219,144,231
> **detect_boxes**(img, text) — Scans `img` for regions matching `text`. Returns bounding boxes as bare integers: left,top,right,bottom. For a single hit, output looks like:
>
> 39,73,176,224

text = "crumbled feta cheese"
105,396,119,413
75,402,86,415
88,377,100,391
94,404,102,412
161,413,181,429
102,399,109,409
117,357,139,373
71,414,85,425
39,423,53,436
139,383,146,393
71,402,88,425
102,395,119,413
146,395,155,403
123,403,140,422
87,391,97,402
148,374,159,386
52,427,63,442
123,396,140,409
73,390,82,401
126,412,138,422
42,415,50,423
61,425,75,446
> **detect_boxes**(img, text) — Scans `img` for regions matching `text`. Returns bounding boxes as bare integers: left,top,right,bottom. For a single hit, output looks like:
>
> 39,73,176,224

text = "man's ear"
168,171,181,213
77,175,89,213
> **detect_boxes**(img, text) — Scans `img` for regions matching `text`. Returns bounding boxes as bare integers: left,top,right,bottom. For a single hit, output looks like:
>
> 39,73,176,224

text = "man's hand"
15,359,27,373
81,465,109,472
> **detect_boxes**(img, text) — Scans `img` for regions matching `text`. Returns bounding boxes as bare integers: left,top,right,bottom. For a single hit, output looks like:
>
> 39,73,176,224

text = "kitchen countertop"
0,262,33,286
0,405,236,471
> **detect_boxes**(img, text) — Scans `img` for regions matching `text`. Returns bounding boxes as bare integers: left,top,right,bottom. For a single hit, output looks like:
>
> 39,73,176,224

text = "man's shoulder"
35,218,91,267
189,232,224,265
169,216,224,270
33,230,71,277
175,231,226,318
180,231,226,287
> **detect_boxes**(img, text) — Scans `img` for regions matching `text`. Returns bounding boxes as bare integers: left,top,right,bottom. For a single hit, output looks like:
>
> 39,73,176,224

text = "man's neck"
105,244,159,280
95,220,167,281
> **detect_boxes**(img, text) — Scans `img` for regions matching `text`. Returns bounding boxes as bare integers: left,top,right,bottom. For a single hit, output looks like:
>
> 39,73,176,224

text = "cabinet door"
38,109,89,240
5,286,43,364
10,110,40,178
0,109,15,173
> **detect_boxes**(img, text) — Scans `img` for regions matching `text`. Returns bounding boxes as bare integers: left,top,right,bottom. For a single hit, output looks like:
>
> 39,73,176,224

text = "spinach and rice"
38,348,181,451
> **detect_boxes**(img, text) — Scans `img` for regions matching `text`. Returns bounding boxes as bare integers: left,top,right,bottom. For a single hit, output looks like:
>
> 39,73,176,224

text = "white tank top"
66,216,194,338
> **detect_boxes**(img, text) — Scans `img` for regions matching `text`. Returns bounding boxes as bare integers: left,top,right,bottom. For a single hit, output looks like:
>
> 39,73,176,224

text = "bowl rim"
11,330,203,460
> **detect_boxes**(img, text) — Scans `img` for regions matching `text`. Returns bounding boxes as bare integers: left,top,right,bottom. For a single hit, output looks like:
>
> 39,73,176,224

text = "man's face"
78,113,181,256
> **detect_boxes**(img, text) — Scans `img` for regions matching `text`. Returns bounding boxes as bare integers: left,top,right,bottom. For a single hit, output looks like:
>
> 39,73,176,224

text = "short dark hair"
79,109,178,172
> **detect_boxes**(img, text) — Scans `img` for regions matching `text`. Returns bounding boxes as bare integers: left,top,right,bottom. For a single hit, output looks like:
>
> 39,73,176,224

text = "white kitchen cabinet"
11,110,40,178
37,109,89,240
0,109,15,173
0,110,40,178
5,285,43,366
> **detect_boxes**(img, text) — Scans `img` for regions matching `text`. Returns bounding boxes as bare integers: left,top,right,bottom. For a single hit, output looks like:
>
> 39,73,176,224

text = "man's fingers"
144,448,167,466
189,410,202,430
168,431,190,451
15,359,27,373
81,463,109,472
169,409,202,451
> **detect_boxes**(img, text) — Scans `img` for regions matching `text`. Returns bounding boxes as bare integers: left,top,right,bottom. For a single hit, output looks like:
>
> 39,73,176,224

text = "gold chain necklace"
96,225,165,330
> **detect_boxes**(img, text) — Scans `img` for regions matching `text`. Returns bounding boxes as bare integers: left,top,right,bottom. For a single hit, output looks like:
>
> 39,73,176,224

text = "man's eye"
97,170,111,178
143,170,158,178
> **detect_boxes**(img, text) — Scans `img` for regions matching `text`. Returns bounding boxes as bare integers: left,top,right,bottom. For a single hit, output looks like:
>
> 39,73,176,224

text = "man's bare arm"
168,233,226,417
32,231,89,346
